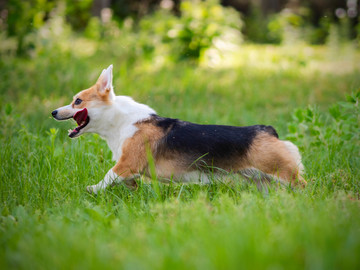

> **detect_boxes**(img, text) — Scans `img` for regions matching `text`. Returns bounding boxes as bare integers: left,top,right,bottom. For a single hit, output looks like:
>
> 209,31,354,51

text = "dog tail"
282,140,305,175
240,141,304,188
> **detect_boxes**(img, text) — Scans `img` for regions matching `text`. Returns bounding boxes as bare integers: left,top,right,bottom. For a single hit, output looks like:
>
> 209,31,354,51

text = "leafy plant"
286,90,360,152
139,0,243,61
267,8,307,44
243,5,271,43
6,0,55,56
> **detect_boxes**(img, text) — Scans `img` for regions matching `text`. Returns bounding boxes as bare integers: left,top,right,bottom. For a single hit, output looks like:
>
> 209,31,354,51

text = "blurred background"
0,0,359,63
0,0,359,133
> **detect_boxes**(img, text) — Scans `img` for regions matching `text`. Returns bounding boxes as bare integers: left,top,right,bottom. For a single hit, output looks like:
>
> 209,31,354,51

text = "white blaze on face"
53,104,77,120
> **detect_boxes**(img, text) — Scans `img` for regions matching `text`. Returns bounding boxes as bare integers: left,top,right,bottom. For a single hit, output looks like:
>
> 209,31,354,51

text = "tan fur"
247,132,306,186
155,158,190,179
72,82,112,109
111,122,306,187
112,121,197,183
112,121,165,178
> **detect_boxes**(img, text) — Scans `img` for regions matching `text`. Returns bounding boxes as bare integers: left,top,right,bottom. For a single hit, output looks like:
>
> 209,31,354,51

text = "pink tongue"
73,108,88,126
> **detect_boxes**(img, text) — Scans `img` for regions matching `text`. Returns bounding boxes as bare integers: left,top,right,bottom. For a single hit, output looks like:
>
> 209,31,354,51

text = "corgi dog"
52,65,306,194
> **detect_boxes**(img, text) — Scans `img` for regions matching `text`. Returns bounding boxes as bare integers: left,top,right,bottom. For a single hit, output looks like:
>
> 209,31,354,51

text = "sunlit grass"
206,44,360,74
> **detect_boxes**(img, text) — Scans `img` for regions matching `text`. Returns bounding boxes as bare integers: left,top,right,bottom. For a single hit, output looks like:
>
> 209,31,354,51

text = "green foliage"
308,14,331,45
6,0,55,55
267,8,309,44
356,20,360,44
243,5,270,43
139,0,243,61
2,0,243,63
4,0,94,56
286,90,360,150
84,17,102,40
245,6,334,45
286,90,360,191
2,0,359,54
64,0,93,30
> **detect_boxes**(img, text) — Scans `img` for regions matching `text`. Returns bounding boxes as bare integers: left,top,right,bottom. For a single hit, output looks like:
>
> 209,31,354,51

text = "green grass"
0,44,360,269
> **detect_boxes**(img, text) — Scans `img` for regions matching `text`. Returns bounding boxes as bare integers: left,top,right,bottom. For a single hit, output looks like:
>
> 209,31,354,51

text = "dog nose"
51,110,58,117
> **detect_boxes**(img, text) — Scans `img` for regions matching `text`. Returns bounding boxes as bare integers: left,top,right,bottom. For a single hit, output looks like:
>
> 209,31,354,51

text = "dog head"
52,64,115,138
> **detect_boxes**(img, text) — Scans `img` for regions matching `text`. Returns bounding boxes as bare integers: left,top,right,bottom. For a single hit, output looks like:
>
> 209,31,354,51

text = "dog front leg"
87,168,123,194
87,137,148,194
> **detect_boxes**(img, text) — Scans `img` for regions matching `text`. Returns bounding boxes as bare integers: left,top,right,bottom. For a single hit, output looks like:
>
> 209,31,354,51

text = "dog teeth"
68,129,72,135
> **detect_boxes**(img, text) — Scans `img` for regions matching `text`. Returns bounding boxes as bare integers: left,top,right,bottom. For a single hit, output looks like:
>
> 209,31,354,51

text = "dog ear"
97,64,115,99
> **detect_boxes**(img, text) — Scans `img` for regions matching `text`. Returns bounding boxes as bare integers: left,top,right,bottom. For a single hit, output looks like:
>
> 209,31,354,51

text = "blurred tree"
64,0,93,30
5,0,55,55
1,0,358,51
111,0,163,18
139,0,243,61
224,0,358,43
221,0,353,21
92,0,110,17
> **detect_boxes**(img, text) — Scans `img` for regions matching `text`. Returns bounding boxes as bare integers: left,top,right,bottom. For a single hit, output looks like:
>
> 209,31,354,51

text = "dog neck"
92,96,156,161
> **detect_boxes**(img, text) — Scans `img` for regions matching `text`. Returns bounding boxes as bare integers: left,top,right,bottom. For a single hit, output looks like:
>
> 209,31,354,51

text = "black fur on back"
150,115,279,170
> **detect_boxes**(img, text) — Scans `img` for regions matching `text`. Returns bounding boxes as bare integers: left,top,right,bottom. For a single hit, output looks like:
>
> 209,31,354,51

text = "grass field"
1,44,360,269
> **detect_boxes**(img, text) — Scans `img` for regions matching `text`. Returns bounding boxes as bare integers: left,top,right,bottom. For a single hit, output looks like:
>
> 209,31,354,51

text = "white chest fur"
89,96,156,162
105,124,139,161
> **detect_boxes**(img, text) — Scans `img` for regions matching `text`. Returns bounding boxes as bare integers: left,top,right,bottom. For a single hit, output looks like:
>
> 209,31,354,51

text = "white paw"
86,185,97,194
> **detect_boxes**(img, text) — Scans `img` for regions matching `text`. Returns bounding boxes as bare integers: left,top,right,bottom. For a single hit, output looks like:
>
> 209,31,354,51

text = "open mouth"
68,108,90,138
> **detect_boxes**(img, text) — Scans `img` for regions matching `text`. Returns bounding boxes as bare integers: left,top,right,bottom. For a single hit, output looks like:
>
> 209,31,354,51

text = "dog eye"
74,98,82,105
